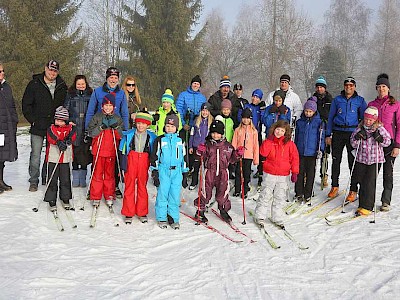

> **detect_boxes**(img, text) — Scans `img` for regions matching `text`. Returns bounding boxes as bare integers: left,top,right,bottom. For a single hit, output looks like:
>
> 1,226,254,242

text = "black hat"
344,76,356,85
165,113,179,129
241,108,252,119
233,83,243,90
376,73,390,89
201,102,211,111
280,74,290,83
210,120,225,135
47,60,59,72
273,90,286,102
191,75,202,86
106,67,120,79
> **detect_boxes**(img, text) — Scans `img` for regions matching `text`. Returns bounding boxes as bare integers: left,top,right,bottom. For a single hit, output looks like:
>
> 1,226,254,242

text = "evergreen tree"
118,0,204,109
0,0,84,116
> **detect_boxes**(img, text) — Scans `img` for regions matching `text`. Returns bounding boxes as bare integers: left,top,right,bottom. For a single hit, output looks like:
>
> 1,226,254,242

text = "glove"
355,127,367,140
372,130,384,143
83,131,90,144
182,173,188,188
56,140,67,152
278,105,287,115
269,105,279,113
317,151,323,160
153,113,160,122
65,137,72,146
197,143,206,155
236,146,245,157
291,173,298,183
101,117,109,130
108,117,119,129
152,170,160,187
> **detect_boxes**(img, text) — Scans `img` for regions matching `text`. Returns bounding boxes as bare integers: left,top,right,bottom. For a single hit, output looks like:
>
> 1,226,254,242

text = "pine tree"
118,0,204,109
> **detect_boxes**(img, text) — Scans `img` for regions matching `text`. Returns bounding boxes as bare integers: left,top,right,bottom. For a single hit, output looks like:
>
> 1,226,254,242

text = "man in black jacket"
22,60,67,191
208,75,238,119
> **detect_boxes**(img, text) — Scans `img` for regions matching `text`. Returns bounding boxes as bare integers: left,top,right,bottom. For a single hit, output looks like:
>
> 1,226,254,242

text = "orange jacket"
232,125,259,165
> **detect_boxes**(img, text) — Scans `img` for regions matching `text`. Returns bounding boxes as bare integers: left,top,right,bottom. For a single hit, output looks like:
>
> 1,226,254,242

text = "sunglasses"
126,83,136,87
0,70,4,73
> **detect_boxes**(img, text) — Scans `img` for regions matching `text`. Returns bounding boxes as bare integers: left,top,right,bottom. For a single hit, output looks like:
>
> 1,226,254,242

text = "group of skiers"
21,60,399,229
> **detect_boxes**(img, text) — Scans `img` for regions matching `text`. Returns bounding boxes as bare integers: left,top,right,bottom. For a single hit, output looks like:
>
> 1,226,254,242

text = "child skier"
44,106,76,211
232,108,259,198
262,90,291,135
151,89,182,136
294,99,325,203
119,111,156,224
195,120,245,223
87,93,123,207
150,114,189,229
188,102,213,190
254,120,299,227
350,106,391,216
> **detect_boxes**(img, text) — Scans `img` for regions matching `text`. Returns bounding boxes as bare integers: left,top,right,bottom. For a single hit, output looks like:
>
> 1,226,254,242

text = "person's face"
274,96,283,107
44,66,58,82
234,89,242,98
165,124,177,133
377,84,389,98
136,122,148,133
201,109,210,118
55,119,66,126
191,82,200,92
126,81,136,93
221,107,231,116
76,79,87,91
344,83,356,97
220,86,230,97
0,65,4,81
274,127,286,138
242,117,251,125
103,103,114,114
107,75,119,88
304,109,315,118
211,132,222,140
315,85,326,95
280,80,289,91
252,95,261,105
364,117,375,127
162,101,172,110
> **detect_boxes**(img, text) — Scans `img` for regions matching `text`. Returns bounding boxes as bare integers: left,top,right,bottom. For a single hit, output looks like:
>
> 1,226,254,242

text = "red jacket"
46,124,76,163
260,135,299,176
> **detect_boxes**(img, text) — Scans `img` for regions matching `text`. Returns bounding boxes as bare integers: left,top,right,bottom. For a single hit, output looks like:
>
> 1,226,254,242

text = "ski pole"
341,139,361,213
196,155,204,222
32,151,63,212
240,158,246,225
370,141,379,224
112,128,124,192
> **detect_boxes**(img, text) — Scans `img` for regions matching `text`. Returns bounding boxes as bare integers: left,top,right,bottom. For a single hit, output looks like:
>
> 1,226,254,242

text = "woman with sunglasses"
122,76,145,128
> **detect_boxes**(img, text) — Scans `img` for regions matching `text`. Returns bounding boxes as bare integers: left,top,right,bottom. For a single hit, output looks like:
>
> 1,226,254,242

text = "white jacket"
266,87,303,123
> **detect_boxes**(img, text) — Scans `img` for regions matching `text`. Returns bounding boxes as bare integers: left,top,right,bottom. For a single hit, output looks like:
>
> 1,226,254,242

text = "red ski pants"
90,156,116,201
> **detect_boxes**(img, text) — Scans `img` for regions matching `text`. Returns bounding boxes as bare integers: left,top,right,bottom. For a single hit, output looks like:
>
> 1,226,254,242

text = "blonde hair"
239,118,257,132
195,112,213,128
122,75,141,105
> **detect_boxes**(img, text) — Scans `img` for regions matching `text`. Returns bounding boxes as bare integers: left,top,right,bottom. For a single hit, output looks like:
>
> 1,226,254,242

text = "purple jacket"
350,125,391,165
200,137,239,174
189,118,209,149
368,96,400,147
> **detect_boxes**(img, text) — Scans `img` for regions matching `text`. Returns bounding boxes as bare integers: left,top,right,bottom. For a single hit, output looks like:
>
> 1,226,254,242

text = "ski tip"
73,225,78,229
70,208,75,211
60,228,65,232
32,207,38,212
80,207,85,211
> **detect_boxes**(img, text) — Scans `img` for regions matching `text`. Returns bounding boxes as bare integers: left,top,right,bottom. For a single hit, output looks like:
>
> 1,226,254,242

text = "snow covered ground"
1,129,400,299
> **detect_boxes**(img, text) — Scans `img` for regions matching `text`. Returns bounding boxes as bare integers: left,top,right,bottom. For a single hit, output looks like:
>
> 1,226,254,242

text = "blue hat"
103,93,116,106
252,89,263,100
315,76,327,88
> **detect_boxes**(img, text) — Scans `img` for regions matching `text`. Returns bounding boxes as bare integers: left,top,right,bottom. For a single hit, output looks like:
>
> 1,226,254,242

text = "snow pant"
155,166,183,223
354,162,377,211
295,156,317,199
255,173,288,224
90,156,116,201
44,162,72,204
196,168,230,212
379,142,396,205
121,151,150,217
190,149,200,186
331,130,357,191
234,158,252,194
29,134,45,185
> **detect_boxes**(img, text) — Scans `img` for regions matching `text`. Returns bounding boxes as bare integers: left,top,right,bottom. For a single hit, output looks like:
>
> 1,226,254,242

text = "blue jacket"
295,112,325,157
326,91,367,136
262,104,291,135
189,117,209,149
238,102,266,132
176,87,207,127
85,83,129,130
150,133,189,173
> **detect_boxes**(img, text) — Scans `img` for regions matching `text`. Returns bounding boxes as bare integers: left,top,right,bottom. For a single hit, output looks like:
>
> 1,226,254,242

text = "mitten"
278,105,287,115
291,173,298,183
197,143,206,155
372,130,384,143
108,117,119,129
182,173,188,188
152,170,160,187
153,113,160,122
56,140,67,152
236,146,245,157
269,105,279,113
355,127,367,140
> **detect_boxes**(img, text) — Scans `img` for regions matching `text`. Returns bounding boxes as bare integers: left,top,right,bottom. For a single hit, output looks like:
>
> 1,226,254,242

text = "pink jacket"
231,125,259,165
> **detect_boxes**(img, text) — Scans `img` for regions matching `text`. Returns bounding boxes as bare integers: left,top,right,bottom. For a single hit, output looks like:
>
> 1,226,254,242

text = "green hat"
135,111,153,125
161,89,174,104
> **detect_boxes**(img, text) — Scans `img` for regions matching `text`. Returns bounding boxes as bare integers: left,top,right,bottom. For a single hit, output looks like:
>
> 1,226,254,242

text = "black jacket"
208,90,237,117
0,81,18,162
22,72,67,136
313,91,333,123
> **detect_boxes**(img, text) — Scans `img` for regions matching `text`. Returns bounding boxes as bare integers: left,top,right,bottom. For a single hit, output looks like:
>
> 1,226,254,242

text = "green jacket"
151,105,183,136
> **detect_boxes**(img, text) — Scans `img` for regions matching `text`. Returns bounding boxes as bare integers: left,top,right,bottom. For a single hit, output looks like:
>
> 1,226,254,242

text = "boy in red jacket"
87,93,123,207
45,106,76,211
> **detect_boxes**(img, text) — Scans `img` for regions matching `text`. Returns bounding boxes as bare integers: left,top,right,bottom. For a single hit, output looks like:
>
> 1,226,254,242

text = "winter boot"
62,199,71,210
346,191,357,202
219,209,232,223
125,217,133,224
158,221,168,229
92,200,101,207
72,170,80,187
194,210,208,223
138,215,148,223
380,203,390,212
328,187,339,198
170,222,180,230
0,166,12,190
79,169,87,188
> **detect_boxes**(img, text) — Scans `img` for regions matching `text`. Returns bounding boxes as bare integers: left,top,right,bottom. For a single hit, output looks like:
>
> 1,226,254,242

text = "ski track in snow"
1,129,400,299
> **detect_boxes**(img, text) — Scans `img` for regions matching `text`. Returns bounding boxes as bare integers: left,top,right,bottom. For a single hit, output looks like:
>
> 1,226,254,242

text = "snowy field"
1,128,400,299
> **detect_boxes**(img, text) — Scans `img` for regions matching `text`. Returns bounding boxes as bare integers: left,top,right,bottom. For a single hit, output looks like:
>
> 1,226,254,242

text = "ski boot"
92,200,100,207
170,222,180,230
138,215,148,223
219,209,232,223
194,210,208,223
62,199,71,210
158,221,168,229
125,217,133,224
106,199,114,207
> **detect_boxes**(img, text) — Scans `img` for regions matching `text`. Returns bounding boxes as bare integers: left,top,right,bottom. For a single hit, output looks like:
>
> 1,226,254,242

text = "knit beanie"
135,111,153,126
161,89,174,104
241,108,253,119
221,99,232,110
54,106,69,121
280,74,290,83
344,76,356,85
304,100,317,112
209,120,225,135
201,102,211,111
252,89,264,100
315,76,327,88
219,75,231,88
273,90,286,102
191,75,202,86
106,67,120,79
376,73,390,89
364,106,379,121
103,93,116,106
165,113,179,129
